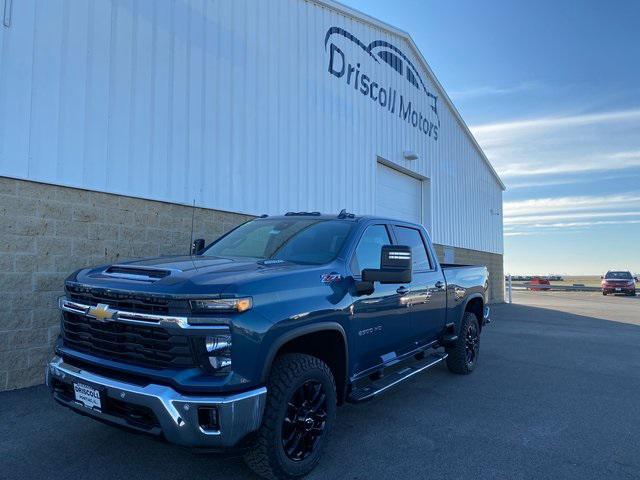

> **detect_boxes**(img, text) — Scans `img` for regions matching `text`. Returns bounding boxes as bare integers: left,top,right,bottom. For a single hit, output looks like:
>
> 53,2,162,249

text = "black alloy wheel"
244,353,337,480
282,380,328,461
465,321,480,368
445,311,480,375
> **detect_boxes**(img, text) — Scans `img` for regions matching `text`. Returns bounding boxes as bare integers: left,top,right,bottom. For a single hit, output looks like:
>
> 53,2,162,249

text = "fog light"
208,356,232,370
198,406,219,431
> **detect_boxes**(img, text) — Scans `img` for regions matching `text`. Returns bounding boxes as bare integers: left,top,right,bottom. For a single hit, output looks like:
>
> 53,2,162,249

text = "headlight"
204,332,232,373
190,297,252,313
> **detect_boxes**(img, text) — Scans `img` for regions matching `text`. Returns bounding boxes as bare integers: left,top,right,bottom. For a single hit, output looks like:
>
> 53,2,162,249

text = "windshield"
605,271,633,280
202,218,353,265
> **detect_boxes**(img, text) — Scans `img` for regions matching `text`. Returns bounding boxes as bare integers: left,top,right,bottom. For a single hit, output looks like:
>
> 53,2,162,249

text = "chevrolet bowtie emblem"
87,303,116,321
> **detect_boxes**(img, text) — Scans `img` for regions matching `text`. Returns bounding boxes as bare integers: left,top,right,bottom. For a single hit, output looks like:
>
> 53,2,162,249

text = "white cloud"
470,109,640,186
504,210,640,225
449,82,539,100
609,150,640,159
503,194,640,217
504,231,534,237
528,219,640,229
472,108,640,136
498,152,640,178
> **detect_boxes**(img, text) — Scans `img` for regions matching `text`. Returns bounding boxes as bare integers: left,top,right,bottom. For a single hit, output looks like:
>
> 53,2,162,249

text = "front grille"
62,311,196,369
65,284,189,315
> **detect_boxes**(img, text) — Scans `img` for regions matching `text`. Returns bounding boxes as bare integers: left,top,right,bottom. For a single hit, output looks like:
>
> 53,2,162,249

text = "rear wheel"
446,311,480,375
244,353,336,480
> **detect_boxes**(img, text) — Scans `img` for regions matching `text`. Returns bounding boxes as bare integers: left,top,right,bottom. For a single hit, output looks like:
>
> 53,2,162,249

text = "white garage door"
375,162,423,224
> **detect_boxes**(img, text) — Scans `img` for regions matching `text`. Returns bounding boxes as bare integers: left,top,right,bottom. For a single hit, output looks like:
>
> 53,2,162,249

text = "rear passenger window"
351,225,391,273
394,226,431,271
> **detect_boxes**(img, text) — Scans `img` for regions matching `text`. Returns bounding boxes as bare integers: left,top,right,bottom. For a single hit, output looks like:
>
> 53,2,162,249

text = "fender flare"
460,293,485,325
260,322,349,383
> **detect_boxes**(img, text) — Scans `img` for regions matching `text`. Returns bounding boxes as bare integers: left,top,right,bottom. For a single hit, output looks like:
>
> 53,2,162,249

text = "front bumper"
46,357,267,448
603,286,635,294
483,306,491,325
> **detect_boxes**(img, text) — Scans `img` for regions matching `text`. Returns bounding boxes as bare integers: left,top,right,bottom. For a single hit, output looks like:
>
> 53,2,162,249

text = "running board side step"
347,352,448,403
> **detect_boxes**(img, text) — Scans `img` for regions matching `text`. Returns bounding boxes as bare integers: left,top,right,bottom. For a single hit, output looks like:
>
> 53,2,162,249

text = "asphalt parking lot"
2,290,639,480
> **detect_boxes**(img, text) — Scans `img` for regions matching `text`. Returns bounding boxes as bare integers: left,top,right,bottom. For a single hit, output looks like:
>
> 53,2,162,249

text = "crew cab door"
348,224,416,374
392,224,447,343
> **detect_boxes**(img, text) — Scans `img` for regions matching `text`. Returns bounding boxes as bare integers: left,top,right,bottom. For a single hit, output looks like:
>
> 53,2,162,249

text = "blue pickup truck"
47,211,490,479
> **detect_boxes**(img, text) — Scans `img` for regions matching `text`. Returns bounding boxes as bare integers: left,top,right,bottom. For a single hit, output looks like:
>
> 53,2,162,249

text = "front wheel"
446,311,480,375
244,353,337,480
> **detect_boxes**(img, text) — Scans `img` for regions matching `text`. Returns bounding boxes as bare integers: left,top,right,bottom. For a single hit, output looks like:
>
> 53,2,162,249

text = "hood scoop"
103,265,174,282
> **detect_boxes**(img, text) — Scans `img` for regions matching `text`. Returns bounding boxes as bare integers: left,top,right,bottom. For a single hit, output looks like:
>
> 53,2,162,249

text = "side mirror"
354,280,375,296
191,238,205,255
362,245,412,284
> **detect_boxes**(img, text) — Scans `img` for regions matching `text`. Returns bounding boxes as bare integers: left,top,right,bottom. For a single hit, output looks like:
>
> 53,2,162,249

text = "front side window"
394,226,431,271
351,225,391,273
202,218,352,265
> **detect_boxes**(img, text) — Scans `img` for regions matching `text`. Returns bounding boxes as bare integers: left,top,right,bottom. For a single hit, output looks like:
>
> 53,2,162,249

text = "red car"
528,277,551,291
601,271,637,296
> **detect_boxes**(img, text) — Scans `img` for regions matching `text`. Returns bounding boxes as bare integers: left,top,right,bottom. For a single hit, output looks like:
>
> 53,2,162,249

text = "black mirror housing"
191,238,205,255
354,280,375,296
362,245,412,284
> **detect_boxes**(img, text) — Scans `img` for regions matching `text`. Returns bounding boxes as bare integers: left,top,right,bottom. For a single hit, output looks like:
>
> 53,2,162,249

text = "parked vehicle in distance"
527,277,551,291
601,271,637,296
547,275,564,282
46,211,491,479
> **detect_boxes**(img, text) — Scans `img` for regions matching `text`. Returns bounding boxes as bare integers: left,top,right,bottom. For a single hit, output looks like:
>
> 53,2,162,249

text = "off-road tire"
446,311,480,375
244,353,337,480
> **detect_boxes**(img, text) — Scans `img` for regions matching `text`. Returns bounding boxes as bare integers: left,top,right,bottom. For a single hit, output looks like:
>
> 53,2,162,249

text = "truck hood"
71,255,311,296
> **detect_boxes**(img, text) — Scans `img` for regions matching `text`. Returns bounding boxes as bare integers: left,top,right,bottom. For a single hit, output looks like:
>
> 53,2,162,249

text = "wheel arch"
261,322,349,404
462,294,484,329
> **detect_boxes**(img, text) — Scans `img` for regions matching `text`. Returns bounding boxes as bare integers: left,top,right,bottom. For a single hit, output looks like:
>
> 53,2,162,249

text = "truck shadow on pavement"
2,302,640,480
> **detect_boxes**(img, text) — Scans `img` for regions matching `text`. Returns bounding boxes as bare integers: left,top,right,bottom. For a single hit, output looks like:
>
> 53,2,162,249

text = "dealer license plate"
74,383,102,411
615,288,621,292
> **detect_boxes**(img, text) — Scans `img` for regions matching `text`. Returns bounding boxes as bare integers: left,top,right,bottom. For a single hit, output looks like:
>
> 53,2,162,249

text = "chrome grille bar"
58,298,195,329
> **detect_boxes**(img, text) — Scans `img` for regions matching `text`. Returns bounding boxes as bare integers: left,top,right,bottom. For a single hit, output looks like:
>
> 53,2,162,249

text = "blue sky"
343,0,640,275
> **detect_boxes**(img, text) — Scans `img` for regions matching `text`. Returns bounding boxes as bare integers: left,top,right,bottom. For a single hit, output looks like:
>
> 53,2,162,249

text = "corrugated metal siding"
0,0,503,254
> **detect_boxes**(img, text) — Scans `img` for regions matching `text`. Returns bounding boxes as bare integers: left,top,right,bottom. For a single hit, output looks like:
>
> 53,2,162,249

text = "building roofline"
311,0,506,191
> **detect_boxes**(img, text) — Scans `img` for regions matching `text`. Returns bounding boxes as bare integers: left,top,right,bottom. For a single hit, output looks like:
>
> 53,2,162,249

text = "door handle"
434,281,445,290
396,286,410,295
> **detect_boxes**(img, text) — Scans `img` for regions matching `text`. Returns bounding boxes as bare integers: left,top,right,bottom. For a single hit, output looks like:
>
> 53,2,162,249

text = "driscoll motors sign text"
324,27,440,142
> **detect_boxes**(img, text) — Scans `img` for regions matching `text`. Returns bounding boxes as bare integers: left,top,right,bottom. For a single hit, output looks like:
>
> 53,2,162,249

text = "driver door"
349,224,415,375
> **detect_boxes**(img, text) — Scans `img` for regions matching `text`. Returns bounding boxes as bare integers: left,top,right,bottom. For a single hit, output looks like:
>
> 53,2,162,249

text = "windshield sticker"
262,259,285,265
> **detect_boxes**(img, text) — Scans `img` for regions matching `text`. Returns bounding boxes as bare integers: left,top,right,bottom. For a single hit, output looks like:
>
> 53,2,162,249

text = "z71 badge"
321,273,342,283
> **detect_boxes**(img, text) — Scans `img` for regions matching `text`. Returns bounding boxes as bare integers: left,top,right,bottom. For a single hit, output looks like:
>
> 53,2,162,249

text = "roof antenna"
189,199,196,255
338,209,354,219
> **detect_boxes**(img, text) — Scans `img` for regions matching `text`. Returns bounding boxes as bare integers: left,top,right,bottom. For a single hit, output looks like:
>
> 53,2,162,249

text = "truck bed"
442,264,489,289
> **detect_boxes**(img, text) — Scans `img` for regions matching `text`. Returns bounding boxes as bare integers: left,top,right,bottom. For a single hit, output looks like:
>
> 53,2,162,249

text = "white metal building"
0,0,504,390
